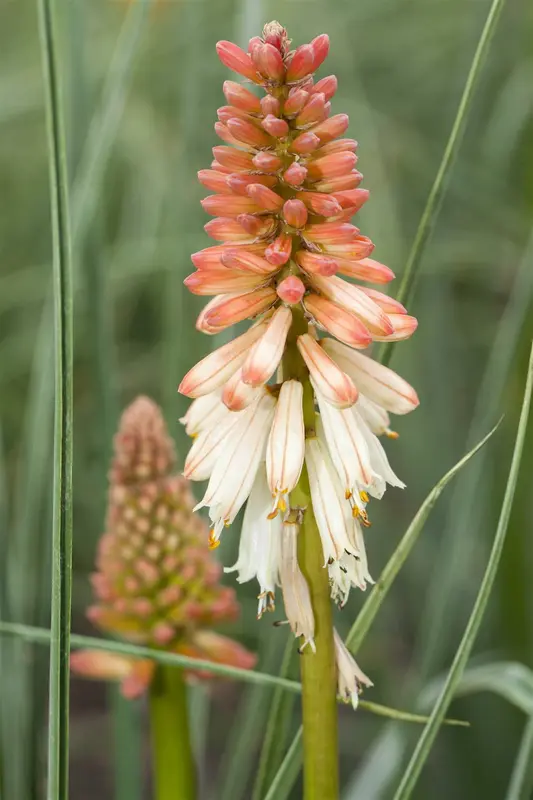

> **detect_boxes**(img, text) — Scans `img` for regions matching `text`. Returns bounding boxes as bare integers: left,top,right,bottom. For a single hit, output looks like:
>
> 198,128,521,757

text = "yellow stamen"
359,509,372,527
208,530,220,550
386,429,399,440
359,490,369,504
345,489,352,500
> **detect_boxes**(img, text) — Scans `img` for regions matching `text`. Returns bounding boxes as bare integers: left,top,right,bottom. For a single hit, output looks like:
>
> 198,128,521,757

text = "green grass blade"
506,715,533,800
393,340,533,800
263,730,303,800
37,0,74,795
346,421,500,653
380,0,507,367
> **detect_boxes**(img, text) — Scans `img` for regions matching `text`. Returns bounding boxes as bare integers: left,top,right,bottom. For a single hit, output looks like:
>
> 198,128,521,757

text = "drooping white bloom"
222,368,262,411
179,390,226,437
297,334,358,408
183,402,240,481
266,380,305,517
225,467,282,617
356,393,396,438
354,407,405,494
279,521,315,652
329,533,373,606
195,390,276,544
241,306,293,387
305,437,359,565
334,628,373,710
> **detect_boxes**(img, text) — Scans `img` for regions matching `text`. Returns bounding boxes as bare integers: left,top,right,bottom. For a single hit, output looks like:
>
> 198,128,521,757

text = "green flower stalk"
178,21,419,798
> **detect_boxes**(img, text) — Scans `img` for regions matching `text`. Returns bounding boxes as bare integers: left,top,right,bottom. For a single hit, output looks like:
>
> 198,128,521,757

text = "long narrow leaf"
393,340,533,799
506,715,533,800
37,0,74,796
380,0,507,366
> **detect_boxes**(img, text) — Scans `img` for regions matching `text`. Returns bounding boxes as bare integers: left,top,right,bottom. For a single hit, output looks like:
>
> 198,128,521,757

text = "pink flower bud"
198,169,234,195
333,188,370,214
226,173,277,195
312,75,338,100
321,234,375,260
307,151,358,180
217,105,255,125
262,114,289,137
283,163,308,186
310,34,330,71
214,121,246,147
283,199,308,228
241,306,293,386
289,131,321,154
284,88,309,115
286,43,314,82
184,269,265,296
316,138,358,156
309,274,393,336
372,314,418,342
223,80,261,113
296,191,342,217
359,288,408,315
260,95,280,116
211,159,232,173
334,257,395,284
236,214,276,237
204,217,253,242
305,222,360,244
212,145,254,171
311,113,349,142
226,117,273,148
191,243,263,270
247,36,262,52
277,276,306,305
201,194,261,217
203,287,277,331
252,151,283,172
222,369,261,411
251,42,285,81
265,233,292,265
297,334,358,408
216,41,261,83
295,93,328,127
295,250,338,277
246,183,284,211
314,171,364,192
221,249,279,275
304,294,372,349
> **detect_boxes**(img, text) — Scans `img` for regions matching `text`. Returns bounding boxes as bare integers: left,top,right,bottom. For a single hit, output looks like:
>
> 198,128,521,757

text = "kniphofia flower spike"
179,21,419,706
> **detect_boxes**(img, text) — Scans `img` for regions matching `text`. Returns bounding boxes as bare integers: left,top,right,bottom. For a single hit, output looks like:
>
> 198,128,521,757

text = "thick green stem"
284,308,339,799
149,666,196,800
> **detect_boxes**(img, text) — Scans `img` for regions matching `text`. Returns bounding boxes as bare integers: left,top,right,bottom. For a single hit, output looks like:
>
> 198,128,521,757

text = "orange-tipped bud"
333,188,370,214
296,93,328,127
184,269,265,295
283,163,308,186
359,287,408,315
277,276,306,305
222,369,261,410
241,306,293,385
289,131,321,154
214,121,247,148
236,214,276,237
308,151,358,179
227,117,273,148
305,222,359,244
295,250,338,277
297,334,358,408
304,294,372,349
312,75,338,101
372,314,418,342
226,173,277,195
286,43,314,82
246,183,284,211
251,42,285,81
296,191,343,217
252,151,283,172
198,169,234,195
262,114,289,137
310,113,349,142
201,195,261,217
204,217,253,242
265,233,292,265
191,243,264,270
321,234,375,259
284,88,309,115
260,95,280,116
216,41,261,83
217,105,256,125
203,287,277,330
316,138,358,156
314,171,364,192
221,249,279,275
212,145,254,171
334,257,395,284
223,80,261,113
283,199,308,228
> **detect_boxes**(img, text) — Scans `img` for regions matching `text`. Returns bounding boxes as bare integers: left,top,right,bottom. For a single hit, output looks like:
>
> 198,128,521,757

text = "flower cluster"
179,22,419,706
71,396,255,698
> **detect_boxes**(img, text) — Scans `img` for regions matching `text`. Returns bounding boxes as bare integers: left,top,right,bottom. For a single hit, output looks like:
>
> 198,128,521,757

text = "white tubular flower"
356,394,397,438
183,405,240,481
354,408,405,494
321,338,419,415
305,437,358,565
297,334,358,409
195,391,276,545
279,521,315,652
222,368,262,411
266,380,305,517
313,384,373,496
241,306,293,387
334,628,373,710
329,532,373,606
179,390,226,437
225,467,282,617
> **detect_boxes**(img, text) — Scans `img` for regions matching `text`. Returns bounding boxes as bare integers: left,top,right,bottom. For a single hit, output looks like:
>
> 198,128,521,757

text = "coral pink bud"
194,295,235,334
359,287,408,315
212,146,254,171
295,93,328,127
335,257,395,284
260,95,280,116
246,183,284,211
310,34,330,71
153,622,175,645
247,36,262,52
265,233,292,265
217,105,255,125
179,321,269,397
262,114,289,137
216,41,260,83
321,234,375,260
309,274,393,336
226,117,272,148
317,138,358,156
191,243,263,270
241,306,293,386
296,191,342,217
286,43,314,82
221,249,279,275
184,631,257,673
251,42,285,81
312,75,338,101
226,173,277,195
305,222,359,244
183,269,265,296
311,114,350,142
284,88,309,115
223,80,261,113
252,151,283,172
211,160,233,174
314,172,364,193
372,314,418,342
236,214,276,237
277,276,306,305
304,294,372,349
297,334,358,408
308,151,358,180
333,188,370,214
203,287,277,330
283,199,308,228
295,250,338,277
283,163,308,186
198,169,234,195
222,369,261,411
289,131,321,154
204,217,252,242
214,121,246,148
201,195,261,217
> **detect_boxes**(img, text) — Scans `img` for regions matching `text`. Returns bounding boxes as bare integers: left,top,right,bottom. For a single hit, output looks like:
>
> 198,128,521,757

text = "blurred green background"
1,0,533,797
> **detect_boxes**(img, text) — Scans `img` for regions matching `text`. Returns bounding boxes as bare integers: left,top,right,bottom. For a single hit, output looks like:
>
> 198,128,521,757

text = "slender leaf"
506,715,533,800
393,340,533,799
263,730,303,800
37,0,74,796
380,0,507,366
